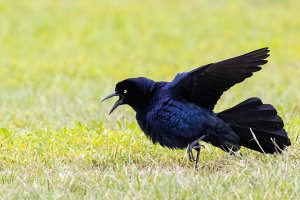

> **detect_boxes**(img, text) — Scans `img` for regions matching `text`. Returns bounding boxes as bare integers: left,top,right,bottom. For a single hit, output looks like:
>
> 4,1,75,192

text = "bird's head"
102,77,155,114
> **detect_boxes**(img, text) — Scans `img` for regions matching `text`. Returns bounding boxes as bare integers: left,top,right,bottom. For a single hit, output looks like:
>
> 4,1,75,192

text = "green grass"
0,0,299,199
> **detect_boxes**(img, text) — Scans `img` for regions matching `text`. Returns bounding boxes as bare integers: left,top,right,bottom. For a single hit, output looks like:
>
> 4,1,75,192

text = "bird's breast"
136,99,214,149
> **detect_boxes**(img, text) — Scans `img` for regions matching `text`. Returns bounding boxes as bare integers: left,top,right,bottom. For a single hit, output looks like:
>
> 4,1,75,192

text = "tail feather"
217,97,291,153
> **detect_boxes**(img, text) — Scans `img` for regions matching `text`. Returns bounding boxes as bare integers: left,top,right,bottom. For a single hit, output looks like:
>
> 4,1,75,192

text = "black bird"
103,48,291,168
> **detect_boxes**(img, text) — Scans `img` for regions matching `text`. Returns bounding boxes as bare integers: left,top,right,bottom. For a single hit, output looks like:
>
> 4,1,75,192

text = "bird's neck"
131,82,166,113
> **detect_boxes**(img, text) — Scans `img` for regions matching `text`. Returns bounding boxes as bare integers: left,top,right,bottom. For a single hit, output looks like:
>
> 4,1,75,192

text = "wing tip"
243,47,270,65
257,47,269,52
251,47,270,54
257,47,270,57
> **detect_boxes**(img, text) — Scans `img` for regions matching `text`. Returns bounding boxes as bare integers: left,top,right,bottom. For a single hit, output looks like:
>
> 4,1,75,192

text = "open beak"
102,92,124,115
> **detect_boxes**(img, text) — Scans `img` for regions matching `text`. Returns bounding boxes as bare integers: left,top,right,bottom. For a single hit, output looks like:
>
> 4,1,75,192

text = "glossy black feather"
169,48,270,110
105,48,291,158
218,98,290,153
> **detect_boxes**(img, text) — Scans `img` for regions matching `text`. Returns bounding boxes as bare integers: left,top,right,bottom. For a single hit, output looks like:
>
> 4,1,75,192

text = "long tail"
217,97,291,153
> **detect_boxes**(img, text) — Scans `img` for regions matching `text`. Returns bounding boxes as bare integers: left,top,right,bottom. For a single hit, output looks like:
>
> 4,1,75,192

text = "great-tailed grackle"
103,48,291,169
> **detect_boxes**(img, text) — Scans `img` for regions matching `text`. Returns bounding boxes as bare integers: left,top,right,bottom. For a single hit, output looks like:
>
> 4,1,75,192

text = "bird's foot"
187,135,206,169
187,143,195,162
187,144,205,162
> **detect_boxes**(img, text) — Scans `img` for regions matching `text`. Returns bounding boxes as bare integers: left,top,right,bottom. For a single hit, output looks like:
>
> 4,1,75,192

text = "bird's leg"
187,143,205,162
187,143,196,162
194,145,201,169
187,135,206,169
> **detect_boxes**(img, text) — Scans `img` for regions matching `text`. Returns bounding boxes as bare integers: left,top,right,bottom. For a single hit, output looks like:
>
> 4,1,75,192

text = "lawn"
0,0,299,199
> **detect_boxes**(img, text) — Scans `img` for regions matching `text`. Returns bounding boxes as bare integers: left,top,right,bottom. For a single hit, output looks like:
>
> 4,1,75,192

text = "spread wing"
168,48,270,110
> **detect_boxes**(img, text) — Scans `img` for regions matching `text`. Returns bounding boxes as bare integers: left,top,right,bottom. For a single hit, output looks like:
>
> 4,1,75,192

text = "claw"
194,144,205,151
187,144,195,162
186,135,206,169
188,153,195,162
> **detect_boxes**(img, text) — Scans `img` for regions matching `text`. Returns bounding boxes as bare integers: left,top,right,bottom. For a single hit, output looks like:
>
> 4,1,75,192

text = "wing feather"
168,48,270,110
